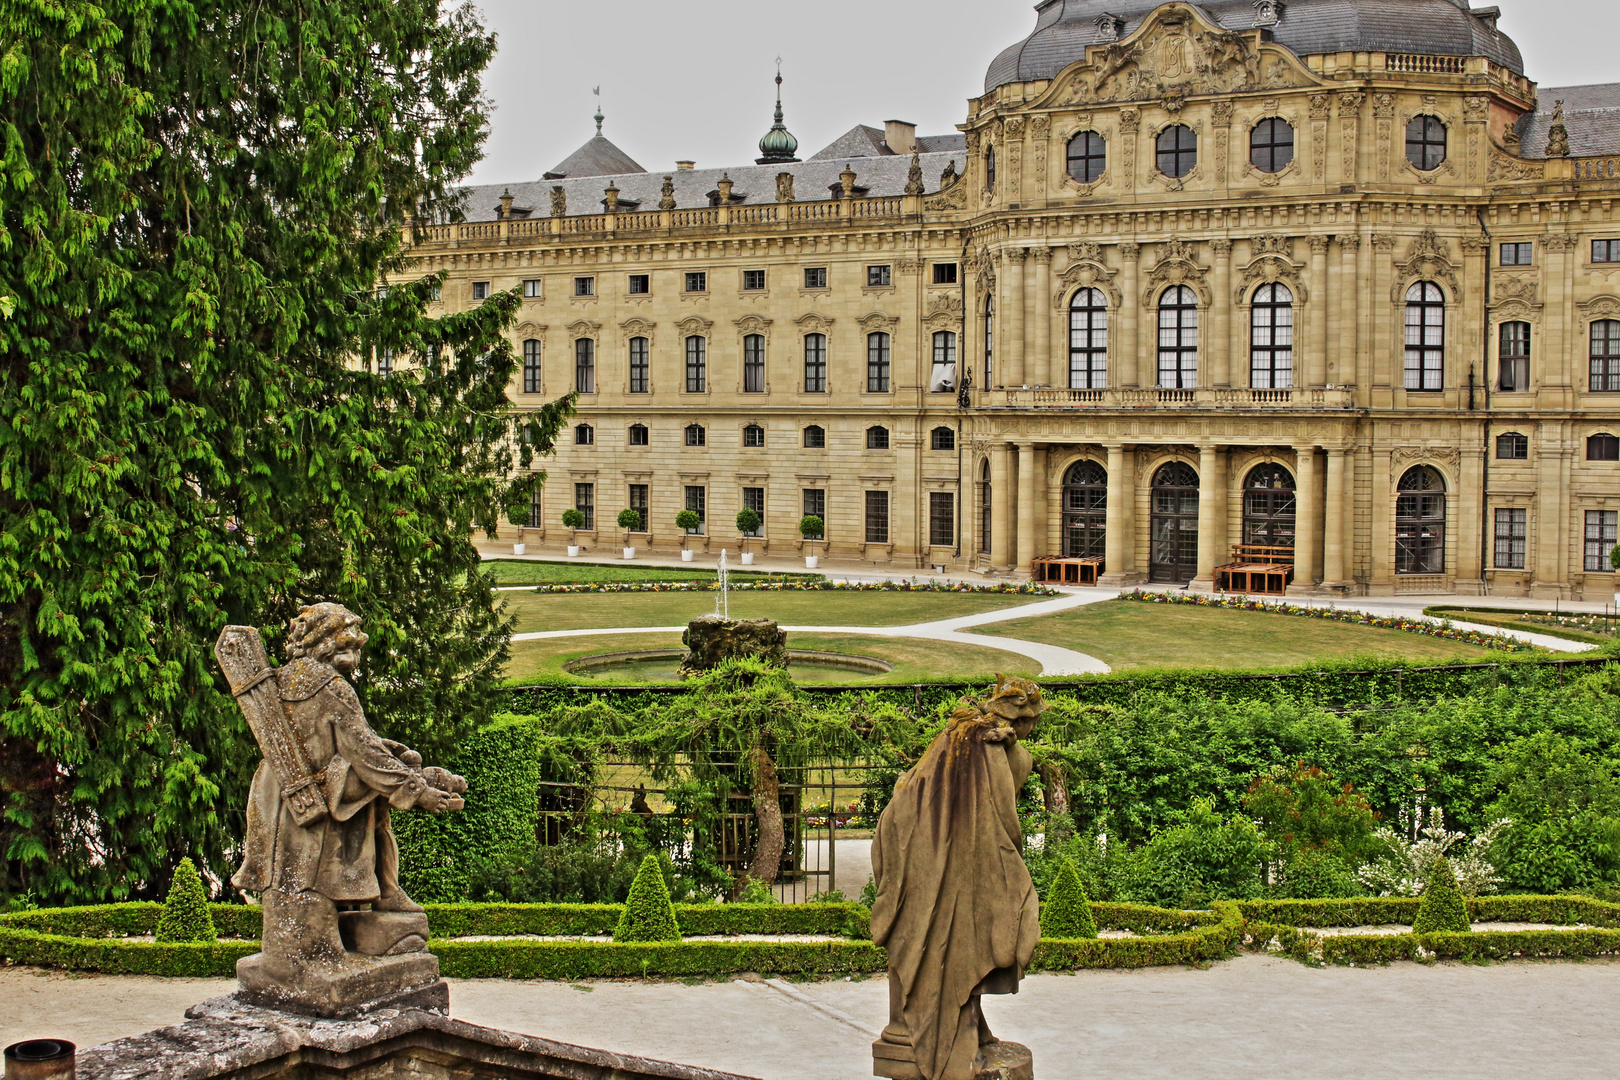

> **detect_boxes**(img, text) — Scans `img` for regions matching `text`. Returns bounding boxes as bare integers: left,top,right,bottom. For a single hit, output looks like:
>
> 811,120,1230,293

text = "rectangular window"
574,276,594,297
684,486,706,533
803,334,827,393
1594,240,1620,264
930,331,958,393
743,425,765,447
628,337,649,394
472,280,490,301
803,489,825,520
1592,320,1620,392
1499,322,1530,392
743,269,766,291
376,347,394,376
575,339,595,393
628,424,649,446
684,271,707,293
865,491,890,544
685,337,706,392
528,487,543,529
522,339,542,394
628,274,650,295
866,426,890,450
1586,510,1618,572
523,279,542,299
629,484,649,529
685,424,706,446
742,487,765,536
979,477,991,554
743,335,766,393
867,332,891,393
933,263,959,285
867,265,891,287
1404,285,1446,391
1496,432,1529,460
1494,508,1527,569
1500,243,1533,266
929,491,955,547
804,267,827,289
573,483,595,531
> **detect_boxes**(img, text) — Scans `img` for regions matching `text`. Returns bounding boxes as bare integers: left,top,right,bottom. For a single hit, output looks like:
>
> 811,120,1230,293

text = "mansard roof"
1514,84,1620,159
985,0,1524,92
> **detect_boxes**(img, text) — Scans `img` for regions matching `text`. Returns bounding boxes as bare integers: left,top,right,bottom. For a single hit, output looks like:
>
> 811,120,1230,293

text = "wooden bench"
1032,555,1104,586
1215,545,1295,595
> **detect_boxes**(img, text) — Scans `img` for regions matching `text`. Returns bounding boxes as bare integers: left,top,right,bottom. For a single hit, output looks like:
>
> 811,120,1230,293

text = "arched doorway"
1062,461,1107,558
1150,461,1200,583
1396,466,1446,574
1243,463,1296,548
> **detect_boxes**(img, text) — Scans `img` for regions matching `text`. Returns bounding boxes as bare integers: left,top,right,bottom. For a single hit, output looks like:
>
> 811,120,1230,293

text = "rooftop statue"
215,603,466,1016
871,676,1044,1080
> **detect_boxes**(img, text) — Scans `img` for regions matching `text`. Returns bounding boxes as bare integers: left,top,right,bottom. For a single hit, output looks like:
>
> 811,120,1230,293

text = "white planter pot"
567,545,580,557
512,543,526,555
623,547,636,560
741,552,755,565
1614,591,1620,609
681,549,695,562
805,555,819,569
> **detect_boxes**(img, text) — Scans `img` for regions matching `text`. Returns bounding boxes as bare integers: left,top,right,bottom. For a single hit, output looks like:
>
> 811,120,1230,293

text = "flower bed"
1124,590,1537,652
529,579,1060,596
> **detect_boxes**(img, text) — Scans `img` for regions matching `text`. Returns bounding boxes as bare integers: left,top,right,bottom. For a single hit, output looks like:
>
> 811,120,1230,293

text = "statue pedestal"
873,1035,1033,1080
236,951,447,1019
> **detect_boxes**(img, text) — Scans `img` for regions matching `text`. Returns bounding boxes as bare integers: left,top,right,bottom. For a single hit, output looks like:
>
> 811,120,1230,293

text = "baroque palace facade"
410,0,1620,598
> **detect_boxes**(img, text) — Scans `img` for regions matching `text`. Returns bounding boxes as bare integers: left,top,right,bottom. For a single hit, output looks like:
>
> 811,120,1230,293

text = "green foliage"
1487,731,1620,892
676,510,702,533
1119,800,1270,908
562,509,586,530
735,878,776,904
1243,764,1380,862
735,509,762,536
613,855,681,943
1269,851,1365,900
799,515,825,540
1040,859,1099,939
617,509,642,533
153,859,216,944
1611,543,1620,572
1412,859,1470,934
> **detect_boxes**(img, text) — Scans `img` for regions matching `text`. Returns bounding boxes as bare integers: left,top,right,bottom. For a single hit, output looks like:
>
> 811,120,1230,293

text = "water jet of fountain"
716,548,730,620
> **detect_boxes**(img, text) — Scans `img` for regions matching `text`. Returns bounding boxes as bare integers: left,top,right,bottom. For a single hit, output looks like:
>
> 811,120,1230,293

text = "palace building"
410,0,1620,598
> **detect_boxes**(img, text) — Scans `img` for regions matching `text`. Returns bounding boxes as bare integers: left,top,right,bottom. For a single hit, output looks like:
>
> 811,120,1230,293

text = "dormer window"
1252,0,1284,27
1095,13,1124,41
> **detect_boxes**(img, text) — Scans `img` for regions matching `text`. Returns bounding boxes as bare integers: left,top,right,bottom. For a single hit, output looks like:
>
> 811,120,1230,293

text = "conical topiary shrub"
613,854,682,943
1040,858,1099,939
1412,857,1471,934
155,857,217,943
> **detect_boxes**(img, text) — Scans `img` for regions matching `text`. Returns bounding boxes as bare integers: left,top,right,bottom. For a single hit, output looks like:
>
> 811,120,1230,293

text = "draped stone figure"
871,676,1043,1080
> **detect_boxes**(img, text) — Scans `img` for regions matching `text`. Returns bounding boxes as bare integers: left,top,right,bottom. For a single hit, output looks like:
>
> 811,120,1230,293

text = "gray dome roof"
985,0,1524,92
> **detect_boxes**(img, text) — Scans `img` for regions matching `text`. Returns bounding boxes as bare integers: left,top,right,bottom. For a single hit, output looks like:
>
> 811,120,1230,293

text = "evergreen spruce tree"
1040,858,1099,939
0,0,570,905
154,857,217,943
1412,857,1471,934
614,854,682,943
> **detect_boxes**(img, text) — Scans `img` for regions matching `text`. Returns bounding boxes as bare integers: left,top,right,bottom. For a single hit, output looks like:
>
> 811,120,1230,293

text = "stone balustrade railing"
989,386,1358,409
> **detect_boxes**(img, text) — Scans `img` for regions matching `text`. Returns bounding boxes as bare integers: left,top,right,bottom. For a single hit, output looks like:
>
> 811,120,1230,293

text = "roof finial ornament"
593,86,603,137
1545,99,1570,159
756,58,802,165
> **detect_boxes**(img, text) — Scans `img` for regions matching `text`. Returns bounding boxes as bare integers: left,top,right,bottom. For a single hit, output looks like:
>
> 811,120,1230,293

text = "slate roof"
543,135,647,180
985,0,1524,92
807,125,969,161
1514,84,1620,159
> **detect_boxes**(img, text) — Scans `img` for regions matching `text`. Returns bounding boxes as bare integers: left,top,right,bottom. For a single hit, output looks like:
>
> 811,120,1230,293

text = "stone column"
1030,248,1053,387
1003,249,1027,387
1190,445,1225,590
1287,445,1320,594
1308,236,1330,387
1338,234,1360,391
990,443,1012,569
1322,446,1348,591
1016,442,1038,574
1368,445,1393,594
1117,243,1141,388
1098,442,1138,586
1211,239,1233,387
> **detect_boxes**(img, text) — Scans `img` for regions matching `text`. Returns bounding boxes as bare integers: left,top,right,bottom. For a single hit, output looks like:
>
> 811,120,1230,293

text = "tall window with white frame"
983,295,995,388
528,487,542,529
1404,282,1445,390
1069,288,1108,389
1591,320,1620,392
803,333,827,393
522,339,542,394
685,335,706,392
628,336,649,394
743,334,766,393
1395,466,1446,574
1586,510,1618,571
865,491,890,543
930,331,957,392
1250,284,1294,389
574,339,595,393
1499,322,1530,392
1157,286,1199,388
742,487,765,536
929,491,954,547
867,331,891,392
1494,507,1527,569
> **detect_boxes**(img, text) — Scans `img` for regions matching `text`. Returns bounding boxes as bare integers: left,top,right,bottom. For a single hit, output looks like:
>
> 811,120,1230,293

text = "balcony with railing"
987,386,1358,410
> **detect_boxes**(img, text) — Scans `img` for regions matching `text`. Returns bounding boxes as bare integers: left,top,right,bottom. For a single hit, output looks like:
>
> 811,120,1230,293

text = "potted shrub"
676,508,702,562
735,508,762,565
799,514,825,569
618,508,642,560
561,508,585,556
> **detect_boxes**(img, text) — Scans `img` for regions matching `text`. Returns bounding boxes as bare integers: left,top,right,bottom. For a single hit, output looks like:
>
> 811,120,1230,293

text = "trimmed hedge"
433,939,887,980
614,855,681,942
1032,902,1242,971
1041,860,1098,939
155,858,216,943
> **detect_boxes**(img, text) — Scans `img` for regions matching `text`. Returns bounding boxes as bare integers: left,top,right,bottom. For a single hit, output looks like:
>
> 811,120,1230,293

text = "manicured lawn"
482,558,813,586
969,599,1508,671
500,589,1046,634
504,631,1038,686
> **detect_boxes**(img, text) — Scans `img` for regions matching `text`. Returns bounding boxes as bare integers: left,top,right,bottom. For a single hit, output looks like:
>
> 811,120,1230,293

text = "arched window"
930,426,955,451
1069,288,1109,389
522,339,542,393
986,145,996,192
983,294,995,387
930,331,958,393
628,336,649,394
743,334,765,393
866,425,890,450
574,338,595,393
979,460,992,554
803,425,825,448
1150,462,1200,583
685,423,706,447
1404,282,1445,391
1250,283,1294,389
685,336,706,392
803,333,827,393
1396,466,1446,574
1589,433,1620,461
1243,463,1296,547
1250,118,1295,173
628,423,649,447
867,331,891,392
1062,460,1107,558
1067,131,1107,183
1499,321,1530,392
743,424,765,447
574,423,594,446
1156,125,1197,178
1591,320,1620,392
1495,432,1528,460
1405,115,1447,170
1157,286,1199,388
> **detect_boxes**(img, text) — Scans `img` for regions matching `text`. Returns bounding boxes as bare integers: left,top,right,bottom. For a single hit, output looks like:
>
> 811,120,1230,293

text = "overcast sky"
465,0,1620,188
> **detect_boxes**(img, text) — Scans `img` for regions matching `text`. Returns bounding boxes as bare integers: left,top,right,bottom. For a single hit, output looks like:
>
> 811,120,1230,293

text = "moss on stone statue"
613,855,682,943
1413,858,1471,934
1040,858,1098,939
155,857,218,943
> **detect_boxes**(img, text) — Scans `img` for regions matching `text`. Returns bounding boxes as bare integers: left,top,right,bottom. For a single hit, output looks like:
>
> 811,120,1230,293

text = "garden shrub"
1243,764,1380,863
1040,859,1098,939
154,858,216,944
1411,859,1470,934
1269,851,1364,900
614,855,681,943
735,878,776,904
1119,800,1269,908
1486,731,1620,893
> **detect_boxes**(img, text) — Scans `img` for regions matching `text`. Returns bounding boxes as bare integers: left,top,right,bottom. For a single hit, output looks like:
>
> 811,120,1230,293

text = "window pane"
575,339,595,393
865,491,890,543
929,491,955,547
804,333,826,393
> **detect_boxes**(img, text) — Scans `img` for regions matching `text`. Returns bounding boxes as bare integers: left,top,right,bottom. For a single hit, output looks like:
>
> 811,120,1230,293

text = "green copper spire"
756,62,801,165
